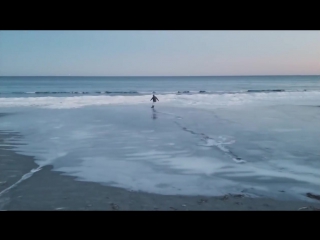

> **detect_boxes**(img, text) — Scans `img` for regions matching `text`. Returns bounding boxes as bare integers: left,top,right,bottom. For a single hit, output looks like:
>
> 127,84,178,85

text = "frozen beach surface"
0,90,320,201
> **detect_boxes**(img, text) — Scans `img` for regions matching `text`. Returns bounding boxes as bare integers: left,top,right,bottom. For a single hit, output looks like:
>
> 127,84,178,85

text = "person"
150,94,159,108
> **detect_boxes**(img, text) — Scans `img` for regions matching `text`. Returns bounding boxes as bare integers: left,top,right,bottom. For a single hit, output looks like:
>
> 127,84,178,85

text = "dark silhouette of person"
150,94,159,108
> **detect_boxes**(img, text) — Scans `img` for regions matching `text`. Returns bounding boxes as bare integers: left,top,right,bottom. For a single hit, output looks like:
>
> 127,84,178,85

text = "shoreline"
1,131,320,210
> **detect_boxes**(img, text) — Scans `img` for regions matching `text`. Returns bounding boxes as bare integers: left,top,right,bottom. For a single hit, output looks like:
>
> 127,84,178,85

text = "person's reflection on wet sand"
152,108,157,119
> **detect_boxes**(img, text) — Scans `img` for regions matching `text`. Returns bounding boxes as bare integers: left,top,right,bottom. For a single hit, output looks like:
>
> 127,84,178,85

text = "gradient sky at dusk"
0,30,319,76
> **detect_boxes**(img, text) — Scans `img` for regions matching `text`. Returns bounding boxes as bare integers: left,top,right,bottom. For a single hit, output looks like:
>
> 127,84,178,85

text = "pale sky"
0,30,319,76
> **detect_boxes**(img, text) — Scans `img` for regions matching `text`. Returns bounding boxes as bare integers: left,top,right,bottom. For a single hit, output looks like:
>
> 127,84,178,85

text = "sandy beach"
1,127,320,211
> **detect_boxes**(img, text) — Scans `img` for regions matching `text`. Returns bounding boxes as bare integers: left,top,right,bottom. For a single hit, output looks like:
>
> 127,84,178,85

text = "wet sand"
1,128,320,210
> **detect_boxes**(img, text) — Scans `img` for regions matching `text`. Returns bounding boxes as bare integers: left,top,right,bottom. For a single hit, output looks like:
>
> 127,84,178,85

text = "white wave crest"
0,91,319,109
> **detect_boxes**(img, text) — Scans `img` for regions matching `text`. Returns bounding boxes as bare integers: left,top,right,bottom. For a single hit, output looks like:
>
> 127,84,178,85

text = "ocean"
1,76,320,201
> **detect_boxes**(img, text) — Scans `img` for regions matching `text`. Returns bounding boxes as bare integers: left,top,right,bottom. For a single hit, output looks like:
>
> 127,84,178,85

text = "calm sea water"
1,76,320,98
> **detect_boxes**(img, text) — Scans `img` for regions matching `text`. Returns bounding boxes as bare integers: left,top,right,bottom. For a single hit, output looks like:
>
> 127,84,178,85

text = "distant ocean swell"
0,89,314,96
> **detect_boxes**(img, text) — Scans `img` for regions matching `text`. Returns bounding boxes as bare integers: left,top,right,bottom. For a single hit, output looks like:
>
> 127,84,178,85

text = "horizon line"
1,74,320,77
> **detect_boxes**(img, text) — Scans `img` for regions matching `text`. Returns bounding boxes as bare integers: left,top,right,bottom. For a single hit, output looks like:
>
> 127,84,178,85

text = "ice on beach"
0,91,320,200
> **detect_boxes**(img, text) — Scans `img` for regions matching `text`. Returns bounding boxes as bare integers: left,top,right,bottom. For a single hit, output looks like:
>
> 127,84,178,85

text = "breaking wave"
0,90,320,109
